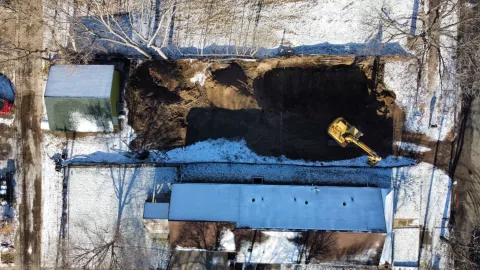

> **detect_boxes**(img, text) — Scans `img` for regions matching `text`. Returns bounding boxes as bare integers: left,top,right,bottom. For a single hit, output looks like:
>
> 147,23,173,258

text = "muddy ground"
0,1,46,268
127,56,398,161
0,123,14,160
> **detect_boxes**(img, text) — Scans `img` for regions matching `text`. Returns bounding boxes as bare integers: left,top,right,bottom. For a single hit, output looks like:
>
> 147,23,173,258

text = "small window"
252,177,264,184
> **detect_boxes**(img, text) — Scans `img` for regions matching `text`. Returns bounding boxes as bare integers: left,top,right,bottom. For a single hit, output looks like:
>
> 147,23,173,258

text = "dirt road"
451,96,480,267
449,3,480,268
14,2,45,269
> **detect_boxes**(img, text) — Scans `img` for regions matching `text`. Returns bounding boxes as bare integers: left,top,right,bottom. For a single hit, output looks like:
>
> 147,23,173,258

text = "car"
0,98,13,114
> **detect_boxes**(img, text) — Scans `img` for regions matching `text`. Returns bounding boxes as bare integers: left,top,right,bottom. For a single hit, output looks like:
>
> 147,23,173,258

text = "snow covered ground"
166,0,413,57
236,231,299,264
41,126,452,268
392,163,452,268
65,138,415,168
384,59,457,142
41,122,137,267
394,141,431,153
67,166,174,268
0,118,13,126
39,0,456,268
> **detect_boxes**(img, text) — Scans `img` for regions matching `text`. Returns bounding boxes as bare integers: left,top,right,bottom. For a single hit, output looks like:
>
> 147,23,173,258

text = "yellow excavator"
328,117,382,167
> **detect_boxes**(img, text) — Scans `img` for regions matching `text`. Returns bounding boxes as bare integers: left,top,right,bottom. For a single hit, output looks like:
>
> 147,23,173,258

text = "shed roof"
169,184,389,232
45,65,114,98
143,202,169,219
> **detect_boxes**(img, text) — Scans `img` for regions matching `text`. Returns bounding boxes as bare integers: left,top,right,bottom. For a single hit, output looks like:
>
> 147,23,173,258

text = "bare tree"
73,0,176,60
291,231,338,264
449,225,480,269
174,221,233,250
368,0,480,95
67,166,173,269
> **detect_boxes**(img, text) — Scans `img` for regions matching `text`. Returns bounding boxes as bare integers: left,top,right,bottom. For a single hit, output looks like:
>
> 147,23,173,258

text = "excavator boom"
328,117,382,166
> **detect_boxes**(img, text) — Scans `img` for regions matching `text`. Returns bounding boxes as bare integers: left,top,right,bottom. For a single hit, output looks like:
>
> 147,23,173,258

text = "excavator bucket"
327,117,382,166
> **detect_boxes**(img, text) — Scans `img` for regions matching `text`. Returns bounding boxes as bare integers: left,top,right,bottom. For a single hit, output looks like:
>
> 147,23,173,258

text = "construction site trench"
126,56,398,161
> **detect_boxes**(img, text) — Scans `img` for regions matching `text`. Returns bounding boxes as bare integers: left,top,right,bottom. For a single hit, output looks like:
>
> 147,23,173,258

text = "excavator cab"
328,117,382,167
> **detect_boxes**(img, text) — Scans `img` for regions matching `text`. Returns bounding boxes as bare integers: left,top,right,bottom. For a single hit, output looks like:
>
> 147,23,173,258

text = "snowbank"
155,139,373,166
394,141,431,153
0,117,13,126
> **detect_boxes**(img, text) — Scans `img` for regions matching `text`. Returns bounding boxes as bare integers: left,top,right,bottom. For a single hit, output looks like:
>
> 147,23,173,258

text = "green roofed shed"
44,65,121,132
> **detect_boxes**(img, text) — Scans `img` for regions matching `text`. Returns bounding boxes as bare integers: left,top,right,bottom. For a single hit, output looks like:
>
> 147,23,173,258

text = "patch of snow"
394,141,431,153
0,117,13,126
151,139,415,168
40,120,49,130
380,191,394,265
236,231,298,264
69,111,113,133
65,138,415,168
262,231,297,238
190,71,207,86
393,228,420,267
221,229,235,252
67,151,135,164
175,246,206,251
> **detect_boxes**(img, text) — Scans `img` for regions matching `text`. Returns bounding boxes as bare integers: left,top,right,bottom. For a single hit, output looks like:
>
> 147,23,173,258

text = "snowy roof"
169,184,389,232
45,65,115,98
143,203,169,219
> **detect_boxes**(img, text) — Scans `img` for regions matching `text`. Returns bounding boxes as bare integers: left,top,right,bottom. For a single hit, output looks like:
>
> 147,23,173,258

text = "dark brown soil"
169,221,235,249
0,122,15,160
126,57,398,161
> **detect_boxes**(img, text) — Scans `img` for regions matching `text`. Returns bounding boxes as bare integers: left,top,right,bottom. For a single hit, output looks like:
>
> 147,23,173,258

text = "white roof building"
44,65,121,132
45,65,115,98
169,184,391,232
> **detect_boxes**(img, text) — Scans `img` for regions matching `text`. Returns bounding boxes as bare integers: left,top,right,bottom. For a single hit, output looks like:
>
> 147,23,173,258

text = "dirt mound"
205,63,258,110
212,62,250,95
127,61,182,105
127,57,397,161
126,61,208,150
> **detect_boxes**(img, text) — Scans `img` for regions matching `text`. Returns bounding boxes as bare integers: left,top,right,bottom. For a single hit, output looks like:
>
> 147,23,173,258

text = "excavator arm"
344,135,382,166
328,117,382,167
